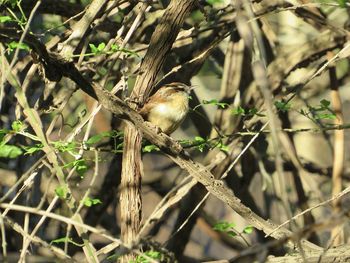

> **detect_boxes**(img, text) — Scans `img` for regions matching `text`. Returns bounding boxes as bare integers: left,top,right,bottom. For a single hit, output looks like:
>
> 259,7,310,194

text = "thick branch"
131,0,197,102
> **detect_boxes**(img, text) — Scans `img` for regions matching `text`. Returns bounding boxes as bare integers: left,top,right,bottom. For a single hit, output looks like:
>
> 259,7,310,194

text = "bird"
139,82,192,134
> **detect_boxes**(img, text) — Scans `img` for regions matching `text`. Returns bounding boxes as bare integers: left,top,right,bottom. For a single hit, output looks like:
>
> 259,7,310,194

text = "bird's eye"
175,86,185,91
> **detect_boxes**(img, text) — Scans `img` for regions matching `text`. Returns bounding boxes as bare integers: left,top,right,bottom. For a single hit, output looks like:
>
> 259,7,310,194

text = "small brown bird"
139,82,192,134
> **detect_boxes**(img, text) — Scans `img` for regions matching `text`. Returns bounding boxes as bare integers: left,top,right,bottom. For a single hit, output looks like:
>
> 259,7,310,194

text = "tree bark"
119,0,196,261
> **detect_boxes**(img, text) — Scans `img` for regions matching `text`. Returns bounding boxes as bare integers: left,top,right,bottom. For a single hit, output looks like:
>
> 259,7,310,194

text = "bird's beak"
189,85,196,91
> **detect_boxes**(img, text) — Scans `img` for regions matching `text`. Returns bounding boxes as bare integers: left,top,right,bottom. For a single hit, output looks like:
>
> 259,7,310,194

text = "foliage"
213,221,254,238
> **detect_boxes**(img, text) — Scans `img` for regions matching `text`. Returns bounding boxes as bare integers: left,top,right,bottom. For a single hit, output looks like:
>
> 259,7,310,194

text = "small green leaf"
89,43,98,53
194,136,207,152
53,141,76,153
84,198,92,207
97,42,105,51
23,143,43,155
133,250,162,262
0,16,12,23
202,99,228,109
243,225,254,234
86,131,122,145
7,41,30,52
86,134,103,145
75,159,88,177
217,142,229,152
0,144,23,158
213,221,236,232
206,0,224,4
106,130,123,138
315,113,336,120
143,144,160,153
248,108,257,115
111,44,119,52
55,186,67,199
194,136,206,142
274,100,291,112
197,144,206,152
11,120,24,132
247,107,265,117
82,197,102,207
63,159,88,177
232,106,245,116
218,102,228,108
144,250,161,259
203,99,216,104
320,99,331,108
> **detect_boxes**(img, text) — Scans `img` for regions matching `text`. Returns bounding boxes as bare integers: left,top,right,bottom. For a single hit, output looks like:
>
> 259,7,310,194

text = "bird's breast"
154,94,188,122
147,94,189,134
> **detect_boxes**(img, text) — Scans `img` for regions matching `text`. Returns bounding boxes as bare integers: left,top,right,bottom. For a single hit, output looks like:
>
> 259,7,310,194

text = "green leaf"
232,106,245,116
213,221,236,232
55,186,67,199
179,139,191,146
274,100,291,112
11,120,24,132
194,136,206,143
143,144,160,153
111,44,119,52
247,107,265,117
63,159,88,177
53,141,76,153
89,43,98,53
75,159,88,177
86,134,103,145
203,99,228,109
315,113,336,120
144,250,161,259
206,0,224,4
0,144,23,158
97,42,106,51
217,142,229,152
23,143,43,155
85,131,121,145
89,42,106,54
243,225,254,234
0,16,12,23
50,237,84,247
203,99,217,105
7,41,30,52
108,130,124,138
194,136,207,152
320,99,331,108
133,250,162,263
82,197,102,207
